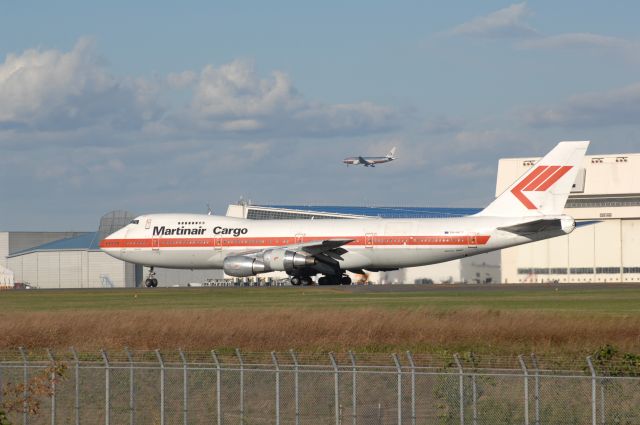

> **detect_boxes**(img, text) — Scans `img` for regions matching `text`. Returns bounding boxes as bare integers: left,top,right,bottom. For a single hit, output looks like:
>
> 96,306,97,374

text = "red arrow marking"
536,165,572,191
511,165,574,209
511,166,547,209
524,165,560,191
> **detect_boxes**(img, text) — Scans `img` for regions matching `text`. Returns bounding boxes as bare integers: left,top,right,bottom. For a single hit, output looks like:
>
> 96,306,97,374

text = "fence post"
155,350,165,425
124,347,135,425
179,349,188,425
453,354,464,425
471,370,477,425
348,351,357,425
329,352,340,425
46,349,56,425
587,356,597,425
530,354,540,425
19,346,28,425
518,355,530,425
0,353,3,408
600,381,605,425
272,352,281,425
101,349,110,425
290,350,300,425
212,350,222,425
70,347,79,425
406,352,416,425
392,354,402,425
236,348,244,425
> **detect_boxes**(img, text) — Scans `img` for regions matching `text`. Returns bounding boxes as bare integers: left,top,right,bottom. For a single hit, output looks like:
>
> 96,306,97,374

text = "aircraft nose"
99,227,128,251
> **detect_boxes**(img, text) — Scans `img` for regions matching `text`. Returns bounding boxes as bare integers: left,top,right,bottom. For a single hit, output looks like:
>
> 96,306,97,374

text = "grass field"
2,285,640,357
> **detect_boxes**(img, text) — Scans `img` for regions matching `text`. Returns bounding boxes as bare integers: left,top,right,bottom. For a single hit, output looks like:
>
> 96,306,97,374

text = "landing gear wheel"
300,276,313,286
290,277,302,286
340,275,352,285
319,275,342,285
144,267,157,288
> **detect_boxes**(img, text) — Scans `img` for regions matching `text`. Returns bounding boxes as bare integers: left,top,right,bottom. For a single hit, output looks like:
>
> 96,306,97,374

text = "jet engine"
223,256,268,277
260,249,316,271
223,250,316,277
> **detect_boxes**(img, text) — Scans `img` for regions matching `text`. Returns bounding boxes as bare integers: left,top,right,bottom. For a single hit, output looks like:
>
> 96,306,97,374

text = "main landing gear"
290,276,313,286
145,267,158,288
318,275,351,285
289,274,351,286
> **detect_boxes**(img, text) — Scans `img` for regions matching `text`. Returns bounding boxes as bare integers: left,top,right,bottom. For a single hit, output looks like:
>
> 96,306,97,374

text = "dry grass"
2,308,640,356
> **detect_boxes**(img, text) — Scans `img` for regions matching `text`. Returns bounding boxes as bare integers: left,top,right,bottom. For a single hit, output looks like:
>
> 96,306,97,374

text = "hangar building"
3,212,138,288
498,152,640,283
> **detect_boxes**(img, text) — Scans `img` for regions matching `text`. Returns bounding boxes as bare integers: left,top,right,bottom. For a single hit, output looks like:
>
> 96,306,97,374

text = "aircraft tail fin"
476,141,589,217
386,146,397,159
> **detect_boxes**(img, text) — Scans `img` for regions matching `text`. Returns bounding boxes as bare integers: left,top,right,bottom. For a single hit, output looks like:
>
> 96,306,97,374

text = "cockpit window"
130,219,140,224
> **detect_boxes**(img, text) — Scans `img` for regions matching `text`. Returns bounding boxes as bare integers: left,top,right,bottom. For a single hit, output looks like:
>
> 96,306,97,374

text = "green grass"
3,286,640,355
2,285,640,315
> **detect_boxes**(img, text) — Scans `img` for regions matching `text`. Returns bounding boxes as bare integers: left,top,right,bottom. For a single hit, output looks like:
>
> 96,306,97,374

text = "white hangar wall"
7,250,135,289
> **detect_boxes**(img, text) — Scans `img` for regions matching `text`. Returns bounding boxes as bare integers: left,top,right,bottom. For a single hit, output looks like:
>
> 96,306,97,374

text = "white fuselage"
100,213,572,271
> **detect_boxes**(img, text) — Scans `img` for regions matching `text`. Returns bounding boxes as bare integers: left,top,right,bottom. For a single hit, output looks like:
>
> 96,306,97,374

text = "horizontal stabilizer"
497,219,562,236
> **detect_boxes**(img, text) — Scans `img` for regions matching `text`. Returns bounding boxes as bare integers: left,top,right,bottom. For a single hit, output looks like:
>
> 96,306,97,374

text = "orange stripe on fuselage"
99,235,491,249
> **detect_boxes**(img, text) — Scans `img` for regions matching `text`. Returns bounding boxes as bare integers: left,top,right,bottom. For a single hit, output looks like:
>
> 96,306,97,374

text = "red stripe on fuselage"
99,235,491,249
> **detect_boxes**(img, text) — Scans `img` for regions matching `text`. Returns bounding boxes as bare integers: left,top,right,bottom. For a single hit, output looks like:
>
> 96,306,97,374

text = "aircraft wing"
291,238,353,258
358,156,373,165
233,238,353,262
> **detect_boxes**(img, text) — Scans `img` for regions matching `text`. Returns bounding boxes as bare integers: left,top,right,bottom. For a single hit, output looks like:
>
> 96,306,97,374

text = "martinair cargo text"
101,142,589,287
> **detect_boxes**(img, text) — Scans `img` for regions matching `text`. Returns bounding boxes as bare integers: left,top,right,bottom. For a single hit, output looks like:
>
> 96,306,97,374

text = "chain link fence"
0,349,639,424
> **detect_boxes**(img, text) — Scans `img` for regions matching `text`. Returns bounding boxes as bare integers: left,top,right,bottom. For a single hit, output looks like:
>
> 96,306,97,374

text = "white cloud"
0,42,398,139
448,4,640,61
438,161,495,178
452,129,516,150
519,32,632,50
167,70,197,88
422,116,464,134
448,3,536,39
524,83,640,127
220,119,263,131
190,60,302,118
175,59,398,137
0,38,155,131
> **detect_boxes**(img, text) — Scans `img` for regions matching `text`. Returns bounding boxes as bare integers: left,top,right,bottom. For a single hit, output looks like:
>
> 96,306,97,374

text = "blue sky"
2,1,640,230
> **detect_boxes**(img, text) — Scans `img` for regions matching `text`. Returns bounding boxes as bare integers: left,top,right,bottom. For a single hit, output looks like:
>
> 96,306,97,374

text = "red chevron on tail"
511,165,573,210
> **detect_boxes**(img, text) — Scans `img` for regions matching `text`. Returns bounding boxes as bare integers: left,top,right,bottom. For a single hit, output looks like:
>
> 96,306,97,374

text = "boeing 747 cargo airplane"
101,141,588,287
343,147,397,167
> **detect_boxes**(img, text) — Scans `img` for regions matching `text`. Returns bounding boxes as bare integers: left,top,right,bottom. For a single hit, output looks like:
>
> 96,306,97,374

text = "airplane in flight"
101,141,588,287
343,147,397,167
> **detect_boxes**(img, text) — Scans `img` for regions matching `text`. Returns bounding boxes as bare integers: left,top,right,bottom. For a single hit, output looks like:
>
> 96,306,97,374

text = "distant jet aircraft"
343,147,397,167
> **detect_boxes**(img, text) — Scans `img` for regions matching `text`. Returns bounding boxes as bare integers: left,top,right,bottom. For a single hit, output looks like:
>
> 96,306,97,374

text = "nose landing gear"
144,267,158,288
